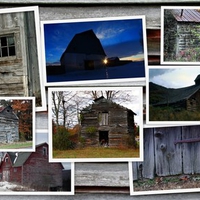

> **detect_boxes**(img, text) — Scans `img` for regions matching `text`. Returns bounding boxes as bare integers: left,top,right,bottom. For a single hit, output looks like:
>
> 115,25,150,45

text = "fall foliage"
0,99,33,141
12,100,33,140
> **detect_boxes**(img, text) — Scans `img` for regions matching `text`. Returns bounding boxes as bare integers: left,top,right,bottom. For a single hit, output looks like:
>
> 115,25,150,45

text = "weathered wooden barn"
133,125,200,181
0,143,64,191
0,10,42,106
0,106,19,143
80,96,136,147
164,9,200,59
151,74,200,111
60,29,107,72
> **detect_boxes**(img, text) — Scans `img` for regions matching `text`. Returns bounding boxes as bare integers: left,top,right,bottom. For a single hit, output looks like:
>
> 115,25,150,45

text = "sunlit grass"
0,141,33,149
53,146,139,159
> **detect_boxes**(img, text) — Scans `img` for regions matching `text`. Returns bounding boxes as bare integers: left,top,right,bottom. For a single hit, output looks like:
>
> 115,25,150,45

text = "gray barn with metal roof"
152,74,200,111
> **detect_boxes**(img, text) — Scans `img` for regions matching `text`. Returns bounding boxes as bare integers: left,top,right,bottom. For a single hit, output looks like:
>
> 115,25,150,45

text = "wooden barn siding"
0,11,41,106
24,11,42,104
10,167,22,184
81,104,131,147
0,155,13,182
22,145,63,190
133,126,200,180
0,117,19,143
0,12,28,96
75,163,129,187
186,90,200,111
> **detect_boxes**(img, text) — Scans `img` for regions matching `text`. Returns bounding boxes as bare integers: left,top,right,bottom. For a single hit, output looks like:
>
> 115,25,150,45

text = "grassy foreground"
0,141,33,149
53,146,139,159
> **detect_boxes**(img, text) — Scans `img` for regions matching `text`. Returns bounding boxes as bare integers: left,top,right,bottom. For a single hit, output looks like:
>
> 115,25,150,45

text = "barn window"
0,35,16,57
14,168,17,173
5,157,8,162
99,112,109,126
42,146,47,156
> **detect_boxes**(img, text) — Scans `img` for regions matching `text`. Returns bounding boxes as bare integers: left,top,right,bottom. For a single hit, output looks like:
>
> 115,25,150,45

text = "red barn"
0,143,64,191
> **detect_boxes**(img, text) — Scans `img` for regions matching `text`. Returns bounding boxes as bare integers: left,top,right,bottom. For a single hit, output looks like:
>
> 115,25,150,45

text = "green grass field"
53,146,139,159
0,141,33,149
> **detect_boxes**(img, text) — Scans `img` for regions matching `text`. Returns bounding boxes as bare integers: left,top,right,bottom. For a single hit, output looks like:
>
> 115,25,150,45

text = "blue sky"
149,67,200,88
44,18,144,63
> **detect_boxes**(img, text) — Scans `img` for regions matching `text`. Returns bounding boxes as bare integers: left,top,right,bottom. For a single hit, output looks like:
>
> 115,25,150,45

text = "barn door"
181,126,200,174
154,126,182,176
99,131,109,146
3,170,10,182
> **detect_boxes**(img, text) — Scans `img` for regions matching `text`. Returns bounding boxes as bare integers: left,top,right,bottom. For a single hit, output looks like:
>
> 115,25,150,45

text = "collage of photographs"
0,3,199,198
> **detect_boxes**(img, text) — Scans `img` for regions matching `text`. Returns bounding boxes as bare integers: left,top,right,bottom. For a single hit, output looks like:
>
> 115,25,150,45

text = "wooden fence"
133,125,200,180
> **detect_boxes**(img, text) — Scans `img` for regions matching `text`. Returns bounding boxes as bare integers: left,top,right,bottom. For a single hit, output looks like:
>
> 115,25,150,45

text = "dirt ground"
133,174,200,191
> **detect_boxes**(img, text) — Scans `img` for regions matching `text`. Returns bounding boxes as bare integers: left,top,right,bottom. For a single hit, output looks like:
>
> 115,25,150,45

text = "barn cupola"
194,74,200,85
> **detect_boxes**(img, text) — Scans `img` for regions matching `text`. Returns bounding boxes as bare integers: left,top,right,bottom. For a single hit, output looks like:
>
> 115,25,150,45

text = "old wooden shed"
0,105,19,143
80,96,136,147
0,10,41,106
60,29,107,72
164,9,200,59
0,143,64,191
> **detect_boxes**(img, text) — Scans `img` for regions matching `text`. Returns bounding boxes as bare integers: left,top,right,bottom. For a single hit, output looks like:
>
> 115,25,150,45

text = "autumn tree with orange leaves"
0,99,33,141
12,100,33,140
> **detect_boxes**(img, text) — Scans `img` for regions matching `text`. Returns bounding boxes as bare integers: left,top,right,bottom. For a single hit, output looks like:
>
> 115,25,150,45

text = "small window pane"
9,46,15,56
1,37,7,46
7,37,14,45
2,47,8,57
0,35,16,57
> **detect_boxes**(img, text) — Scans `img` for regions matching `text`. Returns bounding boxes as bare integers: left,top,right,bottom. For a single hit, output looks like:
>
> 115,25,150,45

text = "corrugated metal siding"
172,9,200,22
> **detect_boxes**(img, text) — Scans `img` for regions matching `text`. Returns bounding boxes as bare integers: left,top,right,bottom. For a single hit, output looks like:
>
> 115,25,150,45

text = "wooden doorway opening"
99,131,109,146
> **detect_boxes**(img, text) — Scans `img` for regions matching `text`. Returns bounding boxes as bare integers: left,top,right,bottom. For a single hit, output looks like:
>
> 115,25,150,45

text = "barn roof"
152,81,200,106
172,9,200,22
7,152,17,163
13,152,32,167
7,143,48,167
82,96,137,115
60,29,106,60
0,105,18,120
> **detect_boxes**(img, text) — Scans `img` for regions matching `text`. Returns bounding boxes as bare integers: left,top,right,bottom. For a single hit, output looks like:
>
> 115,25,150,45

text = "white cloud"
150,67,200,88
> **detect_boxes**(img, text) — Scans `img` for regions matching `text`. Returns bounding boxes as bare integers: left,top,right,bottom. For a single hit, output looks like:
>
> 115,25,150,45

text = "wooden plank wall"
133,125,200,180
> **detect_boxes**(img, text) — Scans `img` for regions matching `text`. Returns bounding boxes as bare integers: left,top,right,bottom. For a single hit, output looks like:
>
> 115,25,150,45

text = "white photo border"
161,6,200,65
48,86,144,162
129,124,200,195
0,130,74,195
146,65,200,125
0,6,46,112
0,96,35,152
41,15,147,87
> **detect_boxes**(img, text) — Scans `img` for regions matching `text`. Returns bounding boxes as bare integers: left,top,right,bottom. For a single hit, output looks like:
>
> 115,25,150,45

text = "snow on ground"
47,61,145,83
0,181,33,192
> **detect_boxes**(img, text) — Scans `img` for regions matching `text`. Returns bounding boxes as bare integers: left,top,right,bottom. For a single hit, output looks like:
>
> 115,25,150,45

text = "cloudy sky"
43,18,144,63
51,88,142,126
149,67,200,88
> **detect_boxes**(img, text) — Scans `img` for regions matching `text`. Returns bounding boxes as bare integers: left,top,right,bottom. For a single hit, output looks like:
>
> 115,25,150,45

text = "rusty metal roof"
172,9,200,22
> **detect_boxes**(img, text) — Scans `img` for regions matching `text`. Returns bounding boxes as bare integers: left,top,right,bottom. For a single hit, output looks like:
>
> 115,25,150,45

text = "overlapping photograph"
147,66,200,124
41,16,147,86
130,124,200,195
48,87,143,162
0,6,46,111
0,131,74,195
161,6,200,65
0,97,35,151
